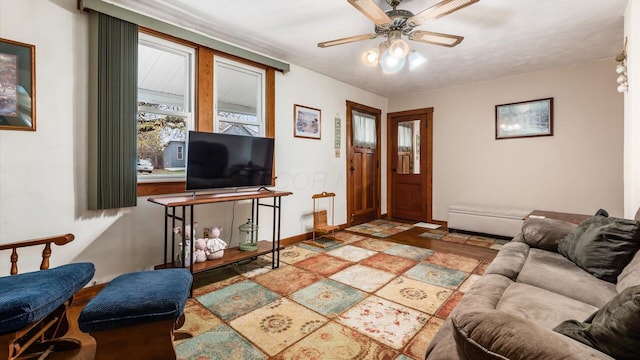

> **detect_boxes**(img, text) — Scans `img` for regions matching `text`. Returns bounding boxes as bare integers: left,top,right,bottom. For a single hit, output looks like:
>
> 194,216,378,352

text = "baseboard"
448,228,513,241
281,223,349,247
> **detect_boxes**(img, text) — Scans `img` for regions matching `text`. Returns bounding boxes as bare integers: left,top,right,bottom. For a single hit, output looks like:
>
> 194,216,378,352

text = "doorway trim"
387,107,433,222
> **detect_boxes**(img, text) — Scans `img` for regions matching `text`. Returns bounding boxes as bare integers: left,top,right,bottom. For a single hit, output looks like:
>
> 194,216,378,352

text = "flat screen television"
186,131,275,192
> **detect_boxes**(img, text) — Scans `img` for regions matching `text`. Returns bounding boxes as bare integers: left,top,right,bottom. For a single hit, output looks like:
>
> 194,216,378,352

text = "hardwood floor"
388,226,499,263
37,221,499,359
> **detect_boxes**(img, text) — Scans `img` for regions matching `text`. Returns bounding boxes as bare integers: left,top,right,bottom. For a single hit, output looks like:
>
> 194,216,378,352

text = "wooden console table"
148,190,292,275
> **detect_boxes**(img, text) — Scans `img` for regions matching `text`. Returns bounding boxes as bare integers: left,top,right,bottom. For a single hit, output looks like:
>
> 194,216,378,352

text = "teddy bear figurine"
193,238,209,263
205,226,227,260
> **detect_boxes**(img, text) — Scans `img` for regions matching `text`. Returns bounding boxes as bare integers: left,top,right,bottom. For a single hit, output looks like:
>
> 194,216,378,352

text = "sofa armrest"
514,218,577,252
451,310,613,360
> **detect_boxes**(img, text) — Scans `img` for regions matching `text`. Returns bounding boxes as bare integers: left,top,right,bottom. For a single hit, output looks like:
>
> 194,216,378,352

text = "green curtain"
89,12,138,210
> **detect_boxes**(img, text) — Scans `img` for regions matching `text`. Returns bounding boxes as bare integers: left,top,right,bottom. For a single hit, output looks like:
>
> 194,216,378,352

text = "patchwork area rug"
418,230,509,250
345,219,413,237
175,229,496,359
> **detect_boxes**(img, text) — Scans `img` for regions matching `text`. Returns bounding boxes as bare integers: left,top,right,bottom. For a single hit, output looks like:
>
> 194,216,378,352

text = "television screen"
186,131,275,192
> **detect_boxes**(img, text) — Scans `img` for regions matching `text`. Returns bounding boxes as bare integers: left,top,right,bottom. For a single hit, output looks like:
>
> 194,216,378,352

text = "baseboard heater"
447,203,531,238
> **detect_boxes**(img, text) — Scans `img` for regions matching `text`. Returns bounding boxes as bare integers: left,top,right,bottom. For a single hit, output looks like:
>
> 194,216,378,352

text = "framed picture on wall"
495,98,553,140
0,38,36,131
294,104,321,139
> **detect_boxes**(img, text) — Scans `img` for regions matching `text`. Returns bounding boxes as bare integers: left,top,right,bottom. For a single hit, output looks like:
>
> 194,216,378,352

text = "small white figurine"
173,222,198,264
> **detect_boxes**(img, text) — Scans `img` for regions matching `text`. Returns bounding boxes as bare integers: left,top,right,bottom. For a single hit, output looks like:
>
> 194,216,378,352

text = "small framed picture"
294,104,321,139
0,38,36,131
495,98,553,140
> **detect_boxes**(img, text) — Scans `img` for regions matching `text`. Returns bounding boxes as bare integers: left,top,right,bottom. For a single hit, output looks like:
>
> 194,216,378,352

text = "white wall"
624,0,640,218
0,0,387,281
275,64,388,234
389,60,624,221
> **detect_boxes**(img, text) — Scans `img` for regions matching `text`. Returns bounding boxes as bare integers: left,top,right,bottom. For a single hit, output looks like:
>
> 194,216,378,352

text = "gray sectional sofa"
426,212,640,360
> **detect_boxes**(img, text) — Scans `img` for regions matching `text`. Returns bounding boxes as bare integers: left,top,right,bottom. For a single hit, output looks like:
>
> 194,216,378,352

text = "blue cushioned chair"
0,234,95,360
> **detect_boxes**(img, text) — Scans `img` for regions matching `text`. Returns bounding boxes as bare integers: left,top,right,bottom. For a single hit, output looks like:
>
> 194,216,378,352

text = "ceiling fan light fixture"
408,50,427,70
321,0,478,75
362,47,380,66
380,48,406,74
389,38,410,59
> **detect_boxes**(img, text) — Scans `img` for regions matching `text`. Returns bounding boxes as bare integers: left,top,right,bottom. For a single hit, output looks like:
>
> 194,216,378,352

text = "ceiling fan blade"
317,33,379,48
348,0,391,25
409,0,479,25
408,30,464,47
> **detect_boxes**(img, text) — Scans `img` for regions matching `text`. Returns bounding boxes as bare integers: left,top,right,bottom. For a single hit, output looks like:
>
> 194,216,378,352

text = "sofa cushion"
558,216,640,283
451,274,514,316
617,250,640,292
496,282,598,330
451,310,614,360
484,242,529,281
553,285,640,360
517,248,617,308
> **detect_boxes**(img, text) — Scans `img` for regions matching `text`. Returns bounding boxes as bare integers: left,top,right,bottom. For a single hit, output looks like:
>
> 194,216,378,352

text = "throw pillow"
451,310,601,360
557,215,640,283
553,285,640,360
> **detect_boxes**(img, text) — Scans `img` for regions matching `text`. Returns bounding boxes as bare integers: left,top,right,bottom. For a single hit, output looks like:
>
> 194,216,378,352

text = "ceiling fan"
318,0,479,73
319,0,478,49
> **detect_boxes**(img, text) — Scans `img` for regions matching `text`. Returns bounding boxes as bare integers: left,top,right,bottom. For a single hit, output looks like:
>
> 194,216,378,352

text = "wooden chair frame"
0,234,81,360
304,192,341,247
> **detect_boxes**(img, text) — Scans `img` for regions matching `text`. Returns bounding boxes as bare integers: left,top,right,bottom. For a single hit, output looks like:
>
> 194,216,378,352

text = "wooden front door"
388,108,433,222
346,101,381,226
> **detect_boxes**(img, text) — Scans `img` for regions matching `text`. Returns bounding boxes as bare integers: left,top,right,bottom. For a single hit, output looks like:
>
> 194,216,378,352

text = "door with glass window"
346,101,381,226
388,108,433,222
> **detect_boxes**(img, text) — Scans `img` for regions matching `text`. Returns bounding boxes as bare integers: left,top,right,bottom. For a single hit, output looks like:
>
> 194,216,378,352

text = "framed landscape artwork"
495,98,553,140
0,38,36,131
294,104,321,139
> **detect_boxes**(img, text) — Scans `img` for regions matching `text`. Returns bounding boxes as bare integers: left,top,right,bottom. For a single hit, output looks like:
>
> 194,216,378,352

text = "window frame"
137,28,276,197
137,31,195,184
214,57,266,137
177,145,184,161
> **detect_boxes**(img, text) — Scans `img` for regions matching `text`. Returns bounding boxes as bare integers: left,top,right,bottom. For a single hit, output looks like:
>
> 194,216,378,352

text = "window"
136,31,276,197
352,110,377,149
177,145,184,161
214,58,265,137
137,32,195,181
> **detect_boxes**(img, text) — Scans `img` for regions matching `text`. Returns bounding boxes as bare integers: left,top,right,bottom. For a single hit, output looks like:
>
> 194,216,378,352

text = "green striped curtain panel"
89,12,138,210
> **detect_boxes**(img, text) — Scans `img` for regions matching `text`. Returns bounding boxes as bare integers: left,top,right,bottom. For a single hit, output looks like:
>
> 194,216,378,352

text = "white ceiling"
110,0,629,98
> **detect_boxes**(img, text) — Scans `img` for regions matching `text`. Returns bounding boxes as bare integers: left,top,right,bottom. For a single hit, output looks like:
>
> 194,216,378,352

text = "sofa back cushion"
617,250,640,292
520,218,577,252
557,216,640,283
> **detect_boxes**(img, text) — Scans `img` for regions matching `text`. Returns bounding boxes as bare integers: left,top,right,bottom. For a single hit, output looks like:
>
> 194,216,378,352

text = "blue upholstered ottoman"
78,269,192,360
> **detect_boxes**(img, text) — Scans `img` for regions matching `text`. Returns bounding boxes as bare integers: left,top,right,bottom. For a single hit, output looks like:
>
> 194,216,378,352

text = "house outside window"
137,32,195,181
